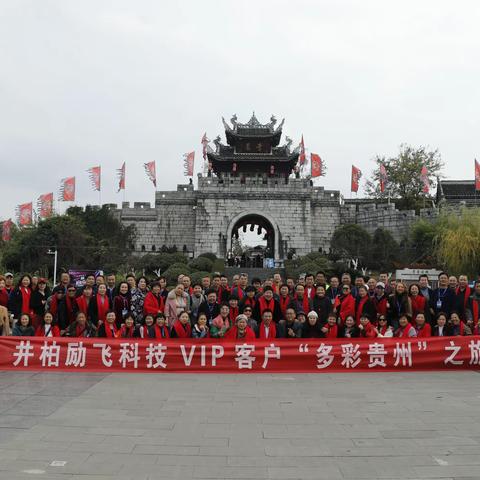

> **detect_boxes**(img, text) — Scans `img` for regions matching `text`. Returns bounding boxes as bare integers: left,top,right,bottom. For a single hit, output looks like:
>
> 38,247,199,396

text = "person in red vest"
358,315,377,338
35,312,61,337
414,312,431,338
394,315,417,338
225,314,256,341
253,287,282,323
239,286,257,313
321,313,338,338
258,309,277,339
170,311,192,338
289,284,312,316
409,283,427,325
465,281,480,329
143,282,165,318
334,284,355,325
355,286,376,326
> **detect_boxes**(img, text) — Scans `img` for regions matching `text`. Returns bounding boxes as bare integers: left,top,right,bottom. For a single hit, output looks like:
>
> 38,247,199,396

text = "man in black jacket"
197,289,220,326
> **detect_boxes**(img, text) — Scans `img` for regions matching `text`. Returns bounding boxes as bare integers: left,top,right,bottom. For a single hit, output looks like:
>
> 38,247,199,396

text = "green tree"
368,228,400,270
329,224,372,264
365,144,443,211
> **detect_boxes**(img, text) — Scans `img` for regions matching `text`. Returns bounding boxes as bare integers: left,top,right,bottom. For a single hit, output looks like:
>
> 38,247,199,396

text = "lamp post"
47,248,58,286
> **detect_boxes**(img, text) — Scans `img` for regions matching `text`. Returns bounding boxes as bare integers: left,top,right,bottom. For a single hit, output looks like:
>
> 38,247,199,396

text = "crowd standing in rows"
0,270,478,340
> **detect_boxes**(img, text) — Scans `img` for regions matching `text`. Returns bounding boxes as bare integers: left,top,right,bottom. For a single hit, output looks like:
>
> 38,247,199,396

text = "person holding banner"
321,313,338,338
338,315,360,338
414,312,431,337
449,311,471,336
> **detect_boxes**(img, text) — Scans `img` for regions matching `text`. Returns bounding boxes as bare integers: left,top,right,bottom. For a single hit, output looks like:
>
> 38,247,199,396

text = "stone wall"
114,175,441,259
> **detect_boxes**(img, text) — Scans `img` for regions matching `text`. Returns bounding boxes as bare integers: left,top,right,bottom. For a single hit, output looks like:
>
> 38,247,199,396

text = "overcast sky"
1,0,479,221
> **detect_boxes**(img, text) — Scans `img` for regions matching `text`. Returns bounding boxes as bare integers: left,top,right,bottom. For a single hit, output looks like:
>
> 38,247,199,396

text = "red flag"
87,166,101,191
37,193,53,219
299,135,306,165
17,203,33,226
475,159,480,191
117,162,126,192
2,219,13,242
310,153,323,178
183,151,195,176
144,161,157,187
59,177,76,201
379,163,388,193
420,166,429,194
351,165,362,193
201,133,209,160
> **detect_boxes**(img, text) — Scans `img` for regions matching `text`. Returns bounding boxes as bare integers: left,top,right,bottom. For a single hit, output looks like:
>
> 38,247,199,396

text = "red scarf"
378,324,388,336
396,323,414,338
104,321,118,338
172,321,191,338
334,294,355,323
49,295,59,317
373,296,387,317
96,294,110,323
119,325,135,338
415,323,431,338
360,322,377,338
456,286,471,309
229,306,239,323
410,295,426,319
279,295,290,317
225,326,256,340
75,322,88,337
258,296,275,317
155,325,170,338
20,287,31,314
76,295,90,315
243,296,256,309
355,296,369,325
293,294,310,314
259,321,276,339
472,299,480,326
65,295,76,325
324,323,338,338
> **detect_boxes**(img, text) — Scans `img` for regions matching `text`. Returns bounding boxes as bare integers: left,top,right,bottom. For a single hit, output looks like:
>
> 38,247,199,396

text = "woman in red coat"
334,285,355,325
409,284,427,323
143,282,165,318
35,312,61,337
225,314,256,341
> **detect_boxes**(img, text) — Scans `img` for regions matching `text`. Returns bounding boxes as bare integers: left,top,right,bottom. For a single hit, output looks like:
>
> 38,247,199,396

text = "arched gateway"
226,211,281,262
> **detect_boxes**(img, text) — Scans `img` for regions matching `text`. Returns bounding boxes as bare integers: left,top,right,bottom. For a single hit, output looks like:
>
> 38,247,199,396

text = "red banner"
17,202,33,226
184,151,195,176
117,162,126,192
351,165,362,193
87,166,101,191
420,165,429,193
144,161,156,187
475,159,480,191
1,337,480,374
37,192,53,218
379,163,387,193
59,177,76,201
298,134,305,165
1,219,13,241
310,153,322,178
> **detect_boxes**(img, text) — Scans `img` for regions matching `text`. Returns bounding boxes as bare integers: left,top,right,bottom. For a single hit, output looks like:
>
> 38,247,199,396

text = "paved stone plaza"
0,371,480,479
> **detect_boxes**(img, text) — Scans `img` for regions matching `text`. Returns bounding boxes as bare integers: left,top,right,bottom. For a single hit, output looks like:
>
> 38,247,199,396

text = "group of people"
0,269,478,340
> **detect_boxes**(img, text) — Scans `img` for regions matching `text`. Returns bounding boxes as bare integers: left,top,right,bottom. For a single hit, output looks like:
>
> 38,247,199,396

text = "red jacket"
143,292,165,316
415,323,432,338
35,325,61,337
334,294,355,323
224,326,256,341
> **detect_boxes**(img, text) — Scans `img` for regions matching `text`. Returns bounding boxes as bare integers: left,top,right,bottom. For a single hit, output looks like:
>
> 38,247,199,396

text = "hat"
376,282,385,289
4,272,13,278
